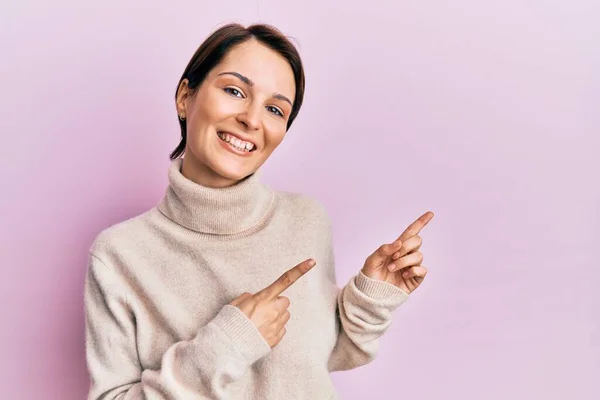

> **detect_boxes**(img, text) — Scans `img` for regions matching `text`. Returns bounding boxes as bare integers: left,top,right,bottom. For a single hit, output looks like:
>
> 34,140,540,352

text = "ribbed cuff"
211,304,272,364
355,271,410,303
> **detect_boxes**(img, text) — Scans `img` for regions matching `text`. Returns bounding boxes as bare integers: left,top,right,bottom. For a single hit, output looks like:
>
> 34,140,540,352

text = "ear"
175,79,190,119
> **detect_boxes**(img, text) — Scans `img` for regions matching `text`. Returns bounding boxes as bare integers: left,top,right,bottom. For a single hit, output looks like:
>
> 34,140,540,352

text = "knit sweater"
84,158,409,400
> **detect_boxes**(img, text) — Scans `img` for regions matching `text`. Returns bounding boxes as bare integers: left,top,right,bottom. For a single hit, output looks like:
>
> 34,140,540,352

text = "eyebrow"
273,93,293,107
217,71,293,107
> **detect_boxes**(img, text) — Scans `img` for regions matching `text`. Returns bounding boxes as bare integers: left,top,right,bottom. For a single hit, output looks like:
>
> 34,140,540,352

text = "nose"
236,103,261,131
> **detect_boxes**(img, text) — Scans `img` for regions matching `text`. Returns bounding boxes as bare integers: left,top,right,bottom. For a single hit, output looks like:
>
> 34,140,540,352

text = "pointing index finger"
258,259,316,300
398,211,434,242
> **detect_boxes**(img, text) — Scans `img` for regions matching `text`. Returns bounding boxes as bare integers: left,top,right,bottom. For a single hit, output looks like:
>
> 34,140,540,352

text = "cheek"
189,90,236,132
263,124,286,151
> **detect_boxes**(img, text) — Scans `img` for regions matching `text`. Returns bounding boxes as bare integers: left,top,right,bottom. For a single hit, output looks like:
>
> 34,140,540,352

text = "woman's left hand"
361,211,434,294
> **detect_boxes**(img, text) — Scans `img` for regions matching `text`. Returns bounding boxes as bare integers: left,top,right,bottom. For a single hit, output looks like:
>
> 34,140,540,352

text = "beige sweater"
84,158,409,399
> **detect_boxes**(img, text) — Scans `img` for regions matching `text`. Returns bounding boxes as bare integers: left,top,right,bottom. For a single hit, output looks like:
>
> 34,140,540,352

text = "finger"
258,259,316,299
277,310,291,326
364,240,402,270
230,292,253,306
392,235,422,260
274,296,290,313
401,266,427,280
388,251,423,272
273,327,287,347
397,211,434,243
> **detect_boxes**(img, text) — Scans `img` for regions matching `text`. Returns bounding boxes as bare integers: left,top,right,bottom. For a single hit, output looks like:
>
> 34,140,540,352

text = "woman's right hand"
229,258,316,348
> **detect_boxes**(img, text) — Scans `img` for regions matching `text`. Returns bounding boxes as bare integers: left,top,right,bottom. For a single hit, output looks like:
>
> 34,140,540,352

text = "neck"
181,153,242,188
157,158,275,235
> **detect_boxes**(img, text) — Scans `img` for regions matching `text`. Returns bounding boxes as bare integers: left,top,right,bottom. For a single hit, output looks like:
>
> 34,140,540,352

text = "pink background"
1,1,598,399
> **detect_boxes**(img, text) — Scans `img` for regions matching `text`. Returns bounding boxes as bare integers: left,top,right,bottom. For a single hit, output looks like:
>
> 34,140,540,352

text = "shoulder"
274,190,332,230
88,208,156,260
276,190,328,216
85,211,156,300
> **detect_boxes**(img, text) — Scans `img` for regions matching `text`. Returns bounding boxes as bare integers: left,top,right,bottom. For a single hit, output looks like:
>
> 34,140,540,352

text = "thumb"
363,240,402,270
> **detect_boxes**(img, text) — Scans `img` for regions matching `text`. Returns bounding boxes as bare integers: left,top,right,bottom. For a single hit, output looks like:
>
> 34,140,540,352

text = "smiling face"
176,39,296,188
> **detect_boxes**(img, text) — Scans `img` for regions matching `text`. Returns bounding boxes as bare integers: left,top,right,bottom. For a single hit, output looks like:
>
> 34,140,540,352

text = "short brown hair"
170,23,306,160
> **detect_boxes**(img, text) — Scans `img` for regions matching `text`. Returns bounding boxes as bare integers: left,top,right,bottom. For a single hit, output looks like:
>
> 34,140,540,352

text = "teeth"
218,132,255,152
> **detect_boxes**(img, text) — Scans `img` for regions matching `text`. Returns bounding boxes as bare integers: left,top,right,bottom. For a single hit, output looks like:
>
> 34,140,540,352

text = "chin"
211,160,256,182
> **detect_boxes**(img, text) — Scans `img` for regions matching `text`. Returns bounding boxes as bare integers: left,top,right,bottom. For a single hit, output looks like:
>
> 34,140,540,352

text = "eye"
223,87,244,98
266,106,284,117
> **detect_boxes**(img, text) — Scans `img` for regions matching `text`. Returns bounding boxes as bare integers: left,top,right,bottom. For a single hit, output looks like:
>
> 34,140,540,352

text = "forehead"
213,40,296,100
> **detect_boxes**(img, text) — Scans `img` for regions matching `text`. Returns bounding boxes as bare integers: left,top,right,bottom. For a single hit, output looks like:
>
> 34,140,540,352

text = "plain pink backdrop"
1,1,598,399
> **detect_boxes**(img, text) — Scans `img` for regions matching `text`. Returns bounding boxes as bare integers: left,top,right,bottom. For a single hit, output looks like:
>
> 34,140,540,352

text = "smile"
217,131,257,153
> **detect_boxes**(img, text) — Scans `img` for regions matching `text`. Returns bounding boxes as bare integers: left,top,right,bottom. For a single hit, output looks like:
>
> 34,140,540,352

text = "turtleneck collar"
157,158,275,235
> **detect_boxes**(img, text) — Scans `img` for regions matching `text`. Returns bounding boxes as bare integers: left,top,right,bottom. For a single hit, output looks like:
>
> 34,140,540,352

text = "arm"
321,224,409,372
327,211,434,372
84,252,271,400
327,267,408,372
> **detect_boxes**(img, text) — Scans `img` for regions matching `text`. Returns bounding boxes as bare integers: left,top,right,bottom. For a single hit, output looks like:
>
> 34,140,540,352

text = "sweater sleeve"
320,221,409,372
327,269,409,372
84,252,271,400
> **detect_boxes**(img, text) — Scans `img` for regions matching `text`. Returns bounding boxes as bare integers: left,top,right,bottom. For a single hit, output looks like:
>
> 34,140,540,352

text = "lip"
217,131,258,149
217,131,256,157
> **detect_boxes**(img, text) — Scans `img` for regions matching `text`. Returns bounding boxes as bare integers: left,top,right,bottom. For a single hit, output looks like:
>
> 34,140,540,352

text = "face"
176,39,296,188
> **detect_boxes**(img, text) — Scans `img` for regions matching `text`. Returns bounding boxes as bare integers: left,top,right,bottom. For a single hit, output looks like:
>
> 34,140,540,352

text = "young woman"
84,23,434,400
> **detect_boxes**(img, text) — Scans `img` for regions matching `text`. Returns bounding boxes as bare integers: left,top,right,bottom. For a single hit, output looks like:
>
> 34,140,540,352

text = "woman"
84,23,433,399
